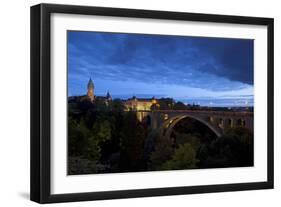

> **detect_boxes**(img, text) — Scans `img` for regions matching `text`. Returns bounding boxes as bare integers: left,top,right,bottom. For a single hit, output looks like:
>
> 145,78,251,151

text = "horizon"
69,89,253,107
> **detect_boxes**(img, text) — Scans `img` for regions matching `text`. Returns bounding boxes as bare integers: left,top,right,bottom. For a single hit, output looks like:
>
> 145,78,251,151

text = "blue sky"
68,31,254,106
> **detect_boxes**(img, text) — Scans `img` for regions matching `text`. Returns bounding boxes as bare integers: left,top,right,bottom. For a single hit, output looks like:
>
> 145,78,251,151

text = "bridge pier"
150,112,158,130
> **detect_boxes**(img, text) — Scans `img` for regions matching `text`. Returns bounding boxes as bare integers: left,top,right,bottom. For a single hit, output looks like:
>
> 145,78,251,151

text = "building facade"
123,96,157,111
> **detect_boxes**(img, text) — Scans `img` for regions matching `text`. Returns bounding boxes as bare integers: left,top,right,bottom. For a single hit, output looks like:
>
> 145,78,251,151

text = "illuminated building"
82,78,158,110
84,78,113,103
124,96,157,111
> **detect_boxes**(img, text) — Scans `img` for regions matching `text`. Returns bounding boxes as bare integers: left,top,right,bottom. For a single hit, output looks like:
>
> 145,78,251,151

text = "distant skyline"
68,31,254,107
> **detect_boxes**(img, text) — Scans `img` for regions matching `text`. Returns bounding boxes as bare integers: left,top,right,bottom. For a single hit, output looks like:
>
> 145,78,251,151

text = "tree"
92,119,112,143
172,132,201,150
108,99,125,112
68,117,87,157
94,98,108,111
68,118,101,174
74,119,100,160
149,137,174,170
173,101,187,110
78,98,94,112
198,127,253,168
161,143,198,170
120,111,146,171
157,98,175,110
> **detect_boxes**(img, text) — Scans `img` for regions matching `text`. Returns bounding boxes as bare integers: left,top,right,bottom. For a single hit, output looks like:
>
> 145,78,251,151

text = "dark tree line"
68,98,253,175
68,98,148,174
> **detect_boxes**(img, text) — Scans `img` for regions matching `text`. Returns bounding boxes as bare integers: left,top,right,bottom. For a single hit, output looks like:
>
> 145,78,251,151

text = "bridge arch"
161,114,222,139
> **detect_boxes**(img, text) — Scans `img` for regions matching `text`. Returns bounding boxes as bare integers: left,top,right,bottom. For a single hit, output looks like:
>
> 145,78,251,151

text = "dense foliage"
68,97,253,175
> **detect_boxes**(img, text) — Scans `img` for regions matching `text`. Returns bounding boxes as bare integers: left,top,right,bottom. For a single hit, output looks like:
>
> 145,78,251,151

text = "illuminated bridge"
136,110,253,138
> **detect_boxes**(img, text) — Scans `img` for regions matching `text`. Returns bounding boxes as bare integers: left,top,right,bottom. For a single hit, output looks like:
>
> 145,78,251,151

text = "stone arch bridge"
136,110,253,138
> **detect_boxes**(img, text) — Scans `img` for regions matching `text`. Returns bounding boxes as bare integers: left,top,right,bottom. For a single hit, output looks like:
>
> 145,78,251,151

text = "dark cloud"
192,38,254,84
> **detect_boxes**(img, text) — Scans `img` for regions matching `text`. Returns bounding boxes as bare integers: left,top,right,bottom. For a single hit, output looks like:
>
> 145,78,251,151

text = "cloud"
68,31,254,96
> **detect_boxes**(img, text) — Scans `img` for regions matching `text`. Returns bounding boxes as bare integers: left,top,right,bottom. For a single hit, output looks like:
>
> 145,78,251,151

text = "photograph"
30,3,274,203
67,31,254,175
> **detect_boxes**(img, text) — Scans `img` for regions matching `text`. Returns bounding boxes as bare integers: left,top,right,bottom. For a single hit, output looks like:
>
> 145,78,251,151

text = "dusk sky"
68,31,254,107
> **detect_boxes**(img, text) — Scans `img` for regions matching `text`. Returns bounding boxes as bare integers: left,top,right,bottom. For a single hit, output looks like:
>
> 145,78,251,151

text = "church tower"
87,78,95,101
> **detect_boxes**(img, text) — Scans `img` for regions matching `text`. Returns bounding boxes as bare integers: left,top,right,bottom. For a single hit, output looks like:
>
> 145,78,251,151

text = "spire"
87,78,94,89
106,90,112,101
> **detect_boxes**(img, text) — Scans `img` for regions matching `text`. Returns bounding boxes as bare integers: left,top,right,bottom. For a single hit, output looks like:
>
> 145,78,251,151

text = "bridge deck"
136,110,253,116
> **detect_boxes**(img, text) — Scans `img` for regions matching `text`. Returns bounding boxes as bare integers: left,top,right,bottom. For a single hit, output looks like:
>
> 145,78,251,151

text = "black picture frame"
30,3,274,204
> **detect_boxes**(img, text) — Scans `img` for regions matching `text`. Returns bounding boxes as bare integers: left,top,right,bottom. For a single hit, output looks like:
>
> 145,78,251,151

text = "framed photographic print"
30,3,274,203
